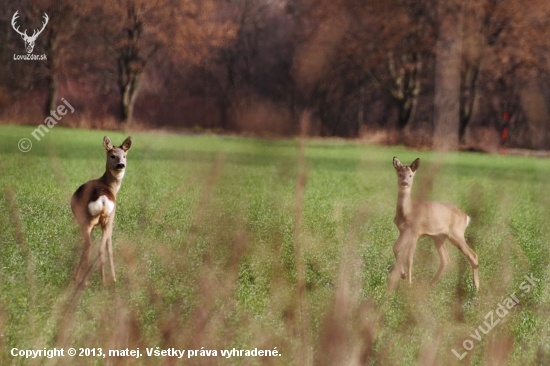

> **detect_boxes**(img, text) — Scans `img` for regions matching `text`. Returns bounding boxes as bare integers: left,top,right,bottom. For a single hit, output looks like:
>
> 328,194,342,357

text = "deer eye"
111,155,115,158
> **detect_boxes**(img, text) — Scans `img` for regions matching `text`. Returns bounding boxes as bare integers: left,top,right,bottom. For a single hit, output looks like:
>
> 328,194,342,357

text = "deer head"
103,136,132,180
11,11,49,54
393,157,420,189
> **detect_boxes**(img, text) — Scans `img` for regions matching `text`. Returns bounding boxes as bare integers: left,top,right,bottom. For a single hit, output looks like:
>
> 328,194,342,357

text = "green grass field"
1,124,549,365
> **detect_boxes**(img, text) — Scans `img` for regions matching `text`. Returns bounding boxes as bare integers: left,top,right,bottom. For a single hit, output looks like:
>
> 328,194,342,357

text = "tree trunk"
44,33,60,116
116,3,147,125
459,64,480,142
45,73,58,116
219,96,231,130
433,0,464,151
357,71,366,134
388,53,422,133
120,84,132,124
396,98,418,131
117,54,143,124
519,74,550,149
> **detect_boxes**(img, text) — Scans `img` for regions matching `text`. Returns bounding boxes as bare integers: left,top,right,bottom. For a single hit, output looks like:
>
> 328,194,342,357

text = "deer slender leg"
389,232,412,290
75,225,93,285
430,235,449,286
98,225,110,284
406,236,418,285
107,234,116,282
448,231,479,290
393,232,408,278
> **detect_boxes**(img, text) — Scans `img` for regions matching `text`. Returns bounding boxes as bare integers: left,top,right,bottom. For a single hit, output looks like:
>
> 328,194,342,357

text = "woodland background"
2,0,550,150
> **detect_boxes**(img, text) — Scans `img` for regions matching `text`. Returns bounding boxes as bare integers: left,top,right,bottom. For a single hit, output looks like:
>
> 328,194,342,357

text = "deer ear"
103,136,113,151
121,136,132,152
410,158,420,172
393,157,402,170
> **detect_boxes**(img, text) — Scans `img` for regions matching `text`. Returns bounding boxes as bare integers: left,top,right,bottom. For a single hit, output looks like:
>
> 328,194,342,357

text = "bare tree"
1,0,83,117
95,0,237,124
40,0,85,117
96,0,170,124
321,0,437,137
369,0,436,133
443,0,550,145
458,0,543,142
203,0,275,129
433,0,464,151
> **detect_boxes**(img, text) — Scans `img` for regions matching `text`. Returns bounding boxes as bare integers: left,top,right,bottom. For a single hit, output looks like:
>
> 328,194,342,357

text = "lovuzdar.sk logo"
11,10,48,60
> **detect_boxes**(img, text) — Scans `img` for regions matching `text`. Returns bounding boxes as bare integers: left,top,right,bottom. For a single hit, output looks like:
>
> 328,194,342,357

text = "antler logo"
11,11,49,54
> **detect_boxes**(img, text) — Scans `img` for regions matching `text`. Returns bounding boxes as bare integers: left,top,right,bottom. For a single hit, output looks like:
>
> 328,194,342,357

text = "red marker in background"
501,109,509,155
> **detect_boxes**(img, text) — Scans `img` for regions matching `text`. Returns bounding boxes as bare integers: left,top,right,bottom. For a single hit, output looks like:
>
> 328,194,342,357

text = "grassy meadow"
1,124,550,365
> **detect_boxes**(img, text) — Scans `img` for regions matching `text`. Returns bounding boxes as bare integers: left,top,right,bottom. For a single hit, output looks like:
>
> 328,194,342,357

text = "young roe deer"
389,157,479,290
71,136,132,285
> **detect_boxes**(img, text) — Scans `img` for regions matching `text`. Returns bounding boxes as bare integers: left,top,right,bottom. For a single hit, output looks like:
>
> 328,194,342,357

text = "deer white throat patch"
88,195,115,216
111,169,125,181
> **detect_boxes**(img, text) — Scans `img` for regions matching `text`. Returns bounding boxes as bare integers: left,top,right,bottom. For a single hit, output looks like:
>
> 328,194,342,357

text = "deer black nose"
116,163,125,169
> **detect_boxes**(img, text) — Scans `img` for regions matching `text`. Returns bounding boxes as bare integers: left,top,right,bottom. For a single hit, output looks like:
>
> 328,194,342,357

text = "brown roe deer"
389,157,479,290
71,136,132,285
